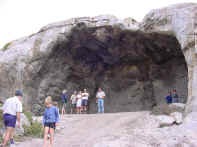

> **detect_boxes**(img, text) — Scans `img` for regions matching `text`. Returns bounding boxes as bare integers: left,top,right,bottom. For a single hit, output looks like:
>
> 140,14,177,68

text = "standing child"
82,89,89,113
76,91,82,114
70,91,77,114
165,92,172,104
43,96,59,147
60,90,67,116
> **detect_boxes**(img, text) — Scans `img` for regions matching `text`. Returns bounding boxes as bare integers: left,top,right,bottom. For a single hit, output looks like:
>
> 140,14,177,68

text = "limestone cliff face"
0,3,196,117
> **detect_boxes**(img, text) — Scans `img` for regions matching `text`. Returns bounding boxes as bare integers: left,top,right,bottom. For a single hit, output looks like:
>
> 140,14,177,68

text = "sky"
0,0,196,48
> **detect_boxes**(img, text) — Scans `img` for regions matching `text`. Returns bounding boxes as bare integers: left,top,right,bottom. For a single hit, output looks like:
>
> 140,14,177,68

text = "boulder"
152,103,185,115
152,104,171,115
169,103,185,114
156,115,175,127
170,112,183,124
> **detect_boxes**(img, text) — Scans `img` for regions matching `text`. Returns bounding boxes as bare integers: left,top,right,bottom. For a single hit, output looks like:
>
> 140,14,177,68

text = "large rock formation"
0,3,196,118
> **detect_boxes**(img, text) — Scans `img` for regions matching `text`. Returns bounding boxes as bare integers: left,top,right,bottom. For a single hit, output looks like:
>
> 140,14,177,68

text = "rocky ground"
15,111,197,147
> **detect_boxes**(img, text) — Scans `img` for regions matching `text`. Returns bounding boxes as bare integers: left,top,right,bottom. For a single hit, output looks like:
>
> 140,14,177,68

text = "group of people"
60,88,90,115
60,88,106,115
165,89,179,104
0,88,106,147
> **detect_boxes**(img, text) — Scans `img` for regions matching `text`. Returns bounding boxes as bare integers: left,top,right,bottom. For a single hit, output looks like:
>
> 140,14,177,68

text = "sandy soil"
16,111,197,147
16,112,151,147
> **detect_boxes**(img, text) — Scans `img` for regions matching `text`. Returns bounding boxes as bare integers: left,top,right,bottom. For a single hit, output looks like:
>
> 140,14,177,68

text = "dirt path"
16,112,151,147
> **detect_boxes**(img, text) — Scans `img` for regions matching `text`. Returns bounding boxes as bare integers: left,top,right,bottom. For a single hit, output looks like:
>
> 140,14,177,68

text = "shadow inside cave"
31,23,188,114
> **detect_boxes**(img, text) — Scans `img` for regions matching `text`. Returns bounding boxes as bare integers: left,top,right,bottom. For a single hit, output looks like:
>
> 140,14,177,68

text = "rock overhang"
0,3,196,117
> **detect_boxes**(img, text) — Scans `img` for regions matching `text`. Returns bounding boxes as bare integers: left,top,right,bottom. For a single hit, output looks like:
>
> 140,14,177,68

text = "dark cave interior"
32,23,188,114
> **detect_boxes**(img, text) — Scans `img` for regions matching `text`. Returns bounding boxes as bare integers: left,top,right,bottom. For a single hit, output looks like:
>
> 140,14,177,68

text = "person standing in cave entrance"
82,89,89,114
70,91,77,114
60,89,68,116
165,92,172,104
1,90,23,147
76,91,82,114
172,89,179,103
96,88,106,113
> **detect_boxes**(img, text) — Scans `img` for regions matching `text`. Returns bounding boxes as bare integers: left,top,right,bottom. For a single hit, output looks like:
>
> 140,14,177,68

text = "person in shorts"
60,90,67,115
1,90,23,147
43,96,59,147
76,91,82,114
82,89,89,113
70,91,77,114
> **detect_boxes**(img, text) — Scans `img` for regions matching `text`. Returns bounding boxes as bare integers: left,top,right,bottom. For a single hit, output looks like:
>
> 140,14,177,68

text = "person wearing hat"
60,89,68,116
1,90,23,147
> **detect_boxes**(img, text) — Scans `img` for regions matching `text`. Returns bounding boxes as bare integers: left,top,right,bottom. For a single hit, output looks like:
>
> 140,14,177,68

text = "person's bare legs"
43,126,49,147
70,107,73,114
2,127,14,147
61,108,65,115
49,128,54,147
9,129,15,144
77,107,80,114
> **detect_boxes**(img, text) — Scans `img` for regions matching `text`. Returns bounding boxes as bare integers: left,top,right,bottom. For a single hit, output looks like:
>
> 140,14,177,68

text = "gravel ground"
15,112,197,147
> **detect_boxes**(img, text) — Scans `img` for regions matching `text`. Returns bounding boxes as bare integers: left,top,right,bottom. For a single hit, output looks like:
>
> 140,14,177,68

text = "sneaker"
10,139,14,144
10,139,15,147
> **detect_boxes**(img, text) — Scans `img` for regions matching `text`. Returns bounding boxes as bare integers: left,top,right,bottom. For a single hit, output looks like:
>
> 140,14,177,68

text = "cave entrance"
35,23,188,113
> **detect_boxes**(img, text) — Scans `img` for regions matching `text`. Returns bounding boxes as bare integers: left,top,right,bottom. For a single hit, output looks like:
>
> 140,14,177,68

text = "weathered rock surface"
152,103,186,115
0,5,190,115
1,2,197,146
156,115,175,127
170,112,183,124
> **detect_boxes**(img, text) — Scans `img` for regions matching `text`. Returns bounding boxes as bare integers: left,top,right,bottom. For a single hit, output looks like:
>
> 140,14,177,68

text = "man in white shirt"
1,90,23,147
96,88,106,113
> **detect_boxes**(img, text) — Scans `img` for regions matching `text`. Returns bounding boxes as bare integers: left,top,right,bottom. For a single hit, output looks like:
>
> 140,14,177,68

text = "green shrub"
0,110,3,128
23,121,43,138
0,135,2,144
1,42,11,51
24,111,33,124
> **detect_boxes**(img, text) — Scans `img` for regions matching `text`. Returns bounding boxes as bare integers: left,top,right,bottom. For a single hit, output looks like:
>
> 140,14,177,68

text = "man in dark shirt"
61,90,67,115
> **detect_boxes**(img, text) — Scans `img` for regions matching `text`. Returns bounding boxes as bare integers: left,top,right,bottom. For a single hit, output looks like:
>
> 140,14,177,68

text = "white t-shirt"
96,91,106,99
82,92,89,100
2,96,22,116
77,94,82,99
70,95,77,104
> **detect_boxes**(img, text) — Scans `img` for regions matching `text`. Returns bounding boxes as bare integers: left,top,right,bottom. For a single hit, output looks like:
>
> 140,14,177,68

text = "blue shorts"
3,114,17,128
82,99,88,106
